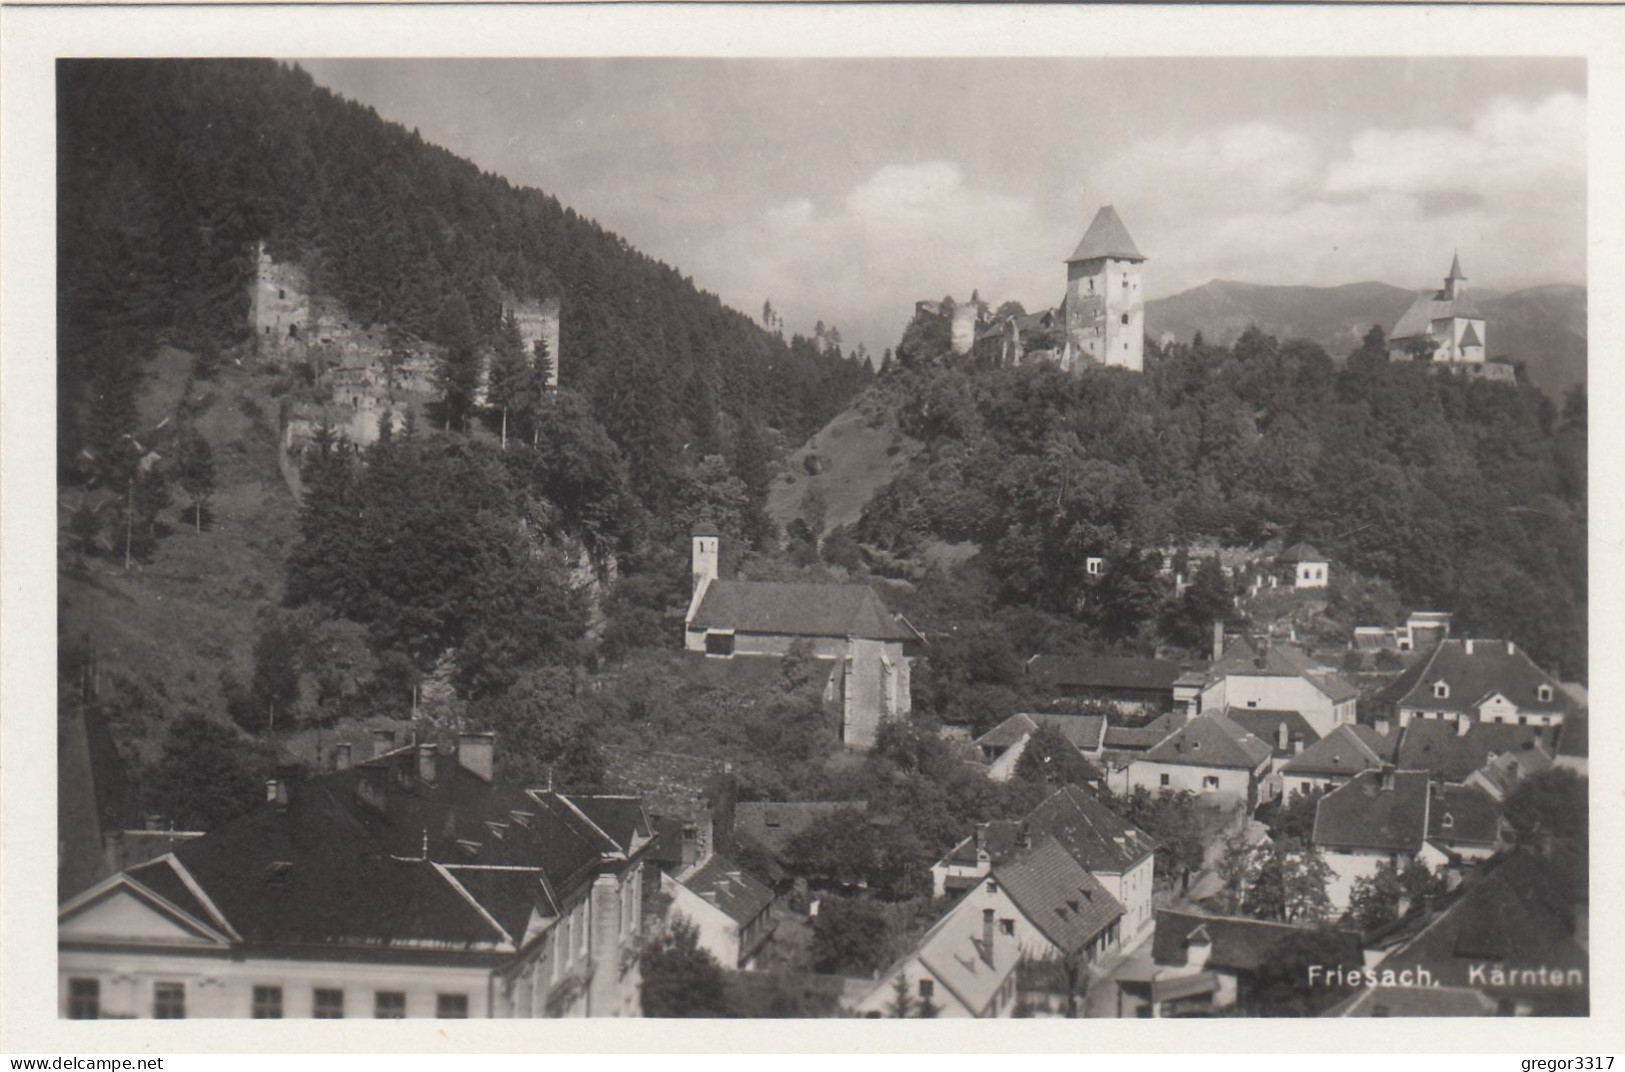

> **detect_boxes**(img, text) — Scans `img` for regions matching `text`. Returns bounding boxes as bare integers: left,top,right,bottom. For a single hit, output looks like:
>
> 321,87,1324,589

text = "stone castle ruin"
248,241,561,487
911,204,1147,374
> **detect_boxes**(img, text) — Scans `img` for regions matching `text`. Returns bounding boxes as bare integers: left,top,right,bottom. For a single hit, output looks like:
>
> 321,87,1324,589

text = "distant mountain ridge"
1146,279,1586,399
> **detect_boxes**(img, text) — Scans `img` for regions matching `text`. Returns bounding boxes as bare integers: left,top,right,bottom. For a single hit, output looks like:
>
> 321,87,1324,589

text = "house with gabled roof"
1331,851,1587,1016
973,712,1107,783
59,734,652,1020
663,854,776,970
1225,708,1320,772
1395,717,1554,784
1025,653,1207,716
1280,723,1401,796
1426,783,1507,863
852,888,1023,1018
1116,908,1362,1017
1312,767,1442,911
1378,637,1574,730
1198,635,1359,738
1126,712,1274,810
941,838,1125,963
1277,542,1330,589
930,784,1156,938
684,528,921,750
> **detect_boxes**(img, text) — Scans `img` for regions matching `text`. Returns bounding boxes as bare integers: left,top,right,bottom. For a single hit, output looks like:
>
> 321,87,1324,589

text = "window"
1202,776,1220,791
288,323,299,339
1159,773,1170,788
68,978,99,1020
1537,685,1553,703
375,991,406,1019
153,982,186,1019
436,994,469,1019
252,986,283,1019
1518,715,1528,726
1433,681,1450,699
1000,919,1015,937
314,989,345,1019
1246,700,1258,708
705,631,735,657
1441,813,1454,830
918,979,934,1001
985,878,998,894
1121,313,1130,325
278,288,286,299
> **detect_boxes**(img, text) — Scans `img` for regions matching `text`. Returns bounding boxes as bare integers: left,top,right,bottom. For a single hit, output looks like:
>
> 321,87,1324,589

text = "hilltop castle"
913,205,1148,374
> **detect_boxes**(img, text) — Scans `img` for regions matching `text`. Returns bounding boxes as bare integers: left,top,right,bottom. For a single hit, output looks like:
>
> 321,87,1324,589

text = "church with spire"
1386,253,1507,380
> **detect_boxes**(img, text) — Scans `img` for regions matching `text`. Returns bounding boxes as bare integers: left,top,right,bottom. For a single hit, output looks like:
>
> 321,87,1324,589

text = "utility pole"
123,478,134,570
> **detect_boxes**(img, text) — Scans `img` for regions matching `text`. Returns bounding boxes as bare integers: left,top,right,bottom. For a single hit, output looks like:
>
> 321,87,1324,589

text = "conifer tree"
172,423,216,533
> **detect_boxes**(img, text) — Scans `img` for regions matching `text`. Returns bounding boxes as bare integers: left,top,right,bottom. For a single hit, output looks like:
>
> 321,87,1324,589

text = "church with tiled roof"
1387,253,1509,381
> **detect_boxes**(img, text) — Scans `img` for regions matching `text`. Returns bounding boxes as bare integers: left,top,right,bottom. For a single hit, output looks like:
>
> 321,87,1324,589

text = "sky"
301,58,1586,358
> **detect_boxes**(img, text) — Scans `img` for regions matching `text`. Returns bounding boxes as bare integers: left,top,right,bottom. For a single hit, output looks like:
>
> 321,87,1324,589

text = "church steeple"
1443,251,1466,299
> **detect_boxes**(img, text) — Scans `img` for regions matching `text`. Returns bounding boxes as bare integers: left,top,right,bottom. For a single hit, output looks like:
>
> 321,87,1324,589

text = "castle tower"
950,290,986,356
1062,206,1146,372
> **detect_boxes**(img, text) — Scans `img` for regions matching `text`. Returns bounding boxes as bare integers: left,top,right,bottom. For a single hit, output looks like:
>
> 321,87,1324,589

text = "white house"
853,896,1022,1018
1126,713,1274,811
1198,635,1359,738
1376,638,1576,730
929,784,1156,940
1277,542,1330,589
662,854,775,970
59,736,651,1019
1311,767,1444,911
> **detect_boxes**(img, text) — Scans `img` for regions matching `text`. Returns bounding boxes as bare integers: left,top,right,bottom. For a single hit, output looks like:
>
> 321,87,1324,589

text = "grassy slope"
767,388,919,538
59,348,298,762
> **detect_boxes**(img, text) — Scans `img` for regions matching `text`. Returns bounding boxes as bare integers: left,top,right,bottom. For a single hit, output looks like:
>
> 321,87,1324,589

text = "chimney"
333,743,352,771
1016,823,1031,851
372,729,396,758
1276,721,1289,751
458,731,495,782
1464,639,1474,655
981,908,996,966
1374,715,1391,736
1457,712,1472,737
417,742,438,786
266,778,280,805
974,823,990,863
1506,640,1516,656
1379,764,1396,792
1213,620,1225,662
1292,735,1305,755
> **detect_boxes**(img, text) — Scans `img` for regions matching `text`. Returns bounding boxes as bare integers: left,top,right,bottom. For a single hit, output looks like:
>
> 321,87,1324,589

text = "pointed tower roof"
1066,205,1145,264
1459,322,1482,348
1447,252,1465,281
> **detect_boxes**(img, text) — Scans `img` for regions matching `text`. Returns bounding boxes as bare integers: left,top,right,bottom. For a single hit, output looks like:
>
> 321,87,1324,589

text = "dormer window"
1433,681,1450,700
1536,685,1553,703
1441,813,1455,830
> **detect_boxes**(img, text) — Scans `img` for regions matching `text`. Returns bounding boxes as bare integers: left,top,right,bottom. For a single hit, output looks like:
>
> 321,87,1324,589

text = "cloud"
697,94,1583,358
700,161,1050,355
1085,93,1584,296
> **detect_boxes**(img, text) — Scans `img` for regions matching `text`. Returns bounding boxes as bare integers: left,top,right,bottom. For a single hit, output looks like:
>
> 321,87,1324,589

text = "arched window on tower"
1121,314,1130,325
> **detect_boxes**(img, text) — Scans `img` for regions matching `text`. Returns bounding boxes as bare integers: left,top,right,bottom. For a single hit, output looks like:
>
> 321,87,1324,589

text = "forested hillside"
57,59,872,519
55,59,873,804
854,326,1586,678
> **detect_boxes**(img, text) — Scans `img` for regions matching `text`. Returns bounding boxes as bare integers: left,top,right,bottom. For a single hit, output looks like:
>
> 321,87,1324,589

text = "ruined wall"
249,243,312,359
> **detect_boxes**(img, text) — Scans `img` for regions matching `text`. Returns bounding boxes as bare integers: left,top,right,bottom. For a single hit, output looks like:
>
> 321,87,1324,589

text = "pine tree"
172,423,216,533
487,310,529,448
